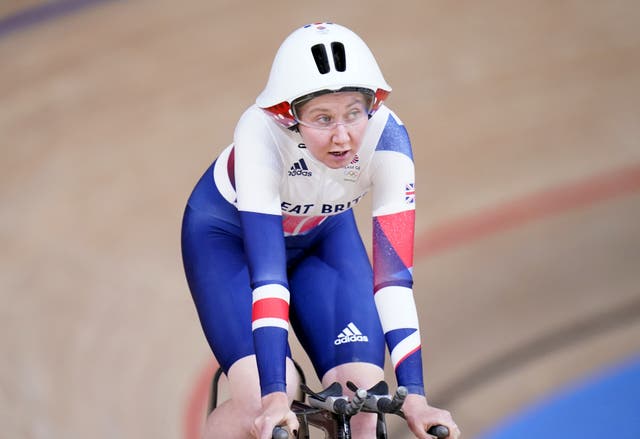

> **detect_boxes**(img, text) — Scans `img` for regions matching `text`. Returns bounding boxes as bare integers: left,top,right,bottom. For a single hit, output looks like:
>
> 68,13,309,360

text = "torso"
208,104,413,236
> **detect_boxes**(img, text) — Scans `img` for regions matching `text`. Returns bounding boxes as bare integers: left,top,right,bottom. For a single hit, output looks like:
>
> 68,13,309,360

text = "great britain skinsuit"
181,103,425,397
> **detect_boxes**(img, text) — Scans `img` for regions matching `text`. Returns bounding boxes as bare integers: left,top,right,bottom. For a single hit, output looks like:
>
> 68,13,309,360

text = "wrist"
260,381,287,397
403,384,425,396
261,391,289,406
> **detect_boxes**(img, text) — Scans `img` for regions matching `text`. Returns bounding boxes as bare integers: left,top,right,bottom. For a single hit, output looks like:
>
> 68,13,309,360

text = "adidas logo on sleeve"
334,322,369,345
288,158,313,177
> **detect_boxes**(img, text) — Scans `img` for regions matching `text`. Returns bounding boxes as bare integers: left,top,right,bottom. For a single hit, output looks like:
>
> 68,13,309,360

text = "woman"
181,22,460,439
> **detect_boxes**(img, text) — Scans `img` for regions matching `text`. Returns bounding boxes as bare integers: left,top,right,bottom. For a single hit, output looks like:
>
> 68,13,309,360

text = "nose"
331,123,350,144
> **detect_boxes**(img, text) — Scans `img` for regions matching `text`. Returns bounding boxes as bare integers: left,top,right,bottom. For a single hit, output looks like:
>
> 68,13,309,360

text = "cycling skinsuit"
181,103,425,396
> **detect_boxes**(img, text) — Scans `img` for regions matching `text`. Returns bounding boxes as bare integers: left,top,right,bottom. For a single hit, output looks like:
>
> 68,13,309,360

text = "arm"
239,211,290,396
371,112,460,439
370,112,424,395
234,109,299,438
234,108,290,397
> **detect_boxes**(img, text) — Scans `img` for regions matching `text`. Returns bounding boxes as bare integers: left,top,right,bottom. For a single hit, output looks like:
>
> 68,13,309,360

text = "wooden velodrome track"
2,1,639,438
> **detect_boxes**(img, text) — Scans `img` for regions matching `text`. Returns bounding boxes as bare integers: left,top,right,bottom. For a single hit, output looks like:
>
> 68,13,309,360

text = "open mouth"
329,151,349,157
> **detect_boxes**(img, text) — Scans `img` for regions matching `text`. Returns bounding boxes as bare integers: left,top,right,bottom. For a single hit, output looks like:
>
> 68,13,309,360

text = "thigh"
288,211,385,380
181,205,254,373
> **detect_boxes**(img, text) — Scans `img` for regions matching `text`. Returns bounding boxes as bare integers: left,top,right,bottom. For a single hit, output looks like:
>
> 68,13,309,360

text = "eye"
346,107,365,121
314,114,333,126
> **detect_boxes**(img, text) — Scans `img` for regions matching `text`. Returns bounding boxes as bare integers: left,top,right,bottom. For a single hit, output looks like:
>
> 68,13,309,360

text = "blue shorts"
181,164,385,379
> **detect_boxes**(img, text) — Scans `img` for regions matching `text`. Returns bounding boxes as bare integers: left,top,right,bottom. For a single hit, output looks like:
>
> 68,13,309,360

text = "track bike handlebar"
348,381,450,438
272,420,449,439
273,425,448,438
307,387,367,416
356,382,408,413
397,410,450,438
426,425,450,438
272,427,289,439
272,380,450,439
378,385,407,413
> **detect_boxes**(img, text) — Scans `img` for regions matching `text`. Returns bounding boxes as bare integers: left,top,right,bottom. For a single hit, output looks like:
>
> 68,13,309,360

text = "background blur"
2,1,639,438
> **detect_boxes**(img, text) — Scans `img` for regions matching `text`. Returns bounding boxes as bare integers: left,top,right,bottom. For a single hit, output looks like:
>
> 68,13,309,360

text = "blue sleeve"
239,211,288,289
239,211,290,396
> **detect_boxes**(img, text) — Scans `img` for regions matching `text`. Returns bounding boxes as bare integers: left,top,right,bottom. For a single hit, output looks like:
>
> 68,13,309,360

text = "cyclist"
181,22,461,439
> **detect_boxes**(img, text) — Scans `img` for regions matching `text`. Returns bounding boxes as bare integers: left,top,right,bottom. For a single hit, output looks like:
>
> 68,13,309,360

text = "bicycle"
208,361,450,439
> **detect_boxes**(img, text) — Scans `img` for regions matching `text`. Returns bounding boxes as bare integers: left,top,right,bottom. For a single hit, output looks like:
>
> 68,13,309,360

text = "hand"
402,394,461,439
251,392,299,439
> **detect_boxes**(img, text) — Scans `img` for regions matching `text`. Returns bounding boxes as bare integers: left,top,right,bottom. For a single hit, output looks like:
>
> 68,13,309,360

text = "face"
296,92,369,169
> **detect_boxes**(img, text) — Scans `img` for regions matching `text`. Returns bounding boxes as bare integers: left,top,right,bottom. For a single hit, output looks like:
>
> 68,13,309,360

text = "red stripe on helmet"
262,102,297,128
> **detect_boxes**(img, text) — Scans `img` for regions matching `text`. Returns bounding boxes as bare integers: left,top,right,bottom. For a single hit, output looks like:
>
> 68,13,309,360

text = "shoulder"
367,105,409,141
368,105,412,158
369,104,405,126
234,105,282,152
233,105,301,171
234,104,298,145
235,105,271,134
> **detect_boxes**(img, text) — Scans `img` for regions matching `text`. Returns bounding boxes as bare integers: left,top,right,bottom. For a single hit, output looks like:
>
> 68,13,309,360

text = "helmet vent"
311,44,330,74
331,42,346,72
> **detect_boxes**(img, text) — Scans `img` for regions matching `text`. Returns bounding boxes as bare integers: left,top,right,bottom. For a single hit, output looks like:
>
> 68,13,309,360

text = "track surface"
2,1,639,438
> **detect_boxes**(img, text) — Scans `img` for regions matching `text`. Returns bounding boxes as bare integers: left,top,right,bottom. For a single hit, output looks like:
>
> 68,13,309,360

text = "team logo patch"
344,154,361,182
289,158,312,177
405,183,415,204
334,322,369,345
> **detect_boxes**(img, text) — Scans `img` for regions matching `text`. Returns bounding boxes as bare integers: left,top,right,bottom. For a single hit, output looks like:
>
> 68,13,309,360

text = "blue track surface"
477,354,640,438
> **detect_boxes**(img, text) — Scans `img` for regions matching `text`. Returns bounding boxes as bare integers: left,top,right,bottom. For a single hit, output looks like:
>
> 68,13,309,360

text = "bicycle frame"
290,400,351,439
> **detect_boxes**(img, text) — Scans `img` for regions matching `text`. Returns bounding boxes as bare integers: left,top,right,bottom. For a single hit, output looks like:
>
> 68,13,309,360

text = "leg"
287,211,386,439
203,356,302,439
322,362,384,438
203,356,261,438
182,207,299,438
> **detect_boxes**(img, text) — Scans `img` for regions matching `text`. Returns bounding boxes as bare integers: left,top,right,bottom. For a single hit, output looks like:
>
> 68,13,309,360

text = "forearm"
372,205,424,394
239,210,290,395
252,283,290,395
374,285,425,395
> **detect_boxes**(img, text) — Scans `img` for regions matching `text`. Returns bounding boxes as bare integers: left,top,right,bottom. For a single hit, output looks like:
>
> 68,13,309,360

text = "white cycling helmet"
256,22,392,128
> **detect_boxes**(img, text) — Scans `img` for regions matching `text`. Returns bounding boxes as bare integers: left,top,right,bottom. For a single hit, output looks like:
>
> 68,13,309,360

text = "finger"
284,411,299,437
407,421,430,439
261,425,275,439
250,419,259,438
255,417,276,439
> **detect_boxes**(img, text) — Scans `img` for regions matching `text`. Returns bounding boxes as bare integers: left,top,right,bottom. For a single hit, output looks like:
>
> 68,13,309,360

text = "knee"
203,398,262,439
322,362,384,390
230,397,262,420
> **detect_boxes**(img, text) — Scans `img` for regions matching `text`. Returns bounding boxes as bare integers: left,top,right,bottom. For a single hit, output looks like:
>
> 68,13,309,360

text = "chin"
324,155,352,169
